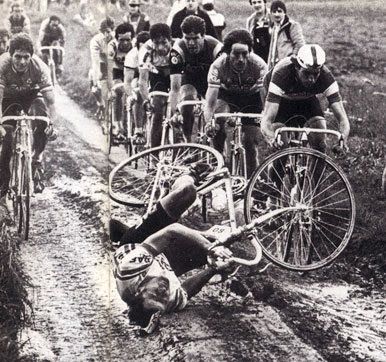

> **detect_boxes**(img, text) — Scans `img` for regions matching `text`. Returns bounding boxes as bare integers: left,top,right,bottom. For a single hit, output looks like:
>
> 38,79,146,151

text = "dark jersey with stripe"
170,36,222,96
265,56,341,104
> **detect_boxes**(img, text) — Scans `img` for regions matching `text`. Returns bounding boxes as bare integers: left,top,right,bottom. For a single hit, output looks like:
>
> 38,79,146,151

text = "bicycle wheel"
244,147,356,271
18,154,31,240
109,143,224,209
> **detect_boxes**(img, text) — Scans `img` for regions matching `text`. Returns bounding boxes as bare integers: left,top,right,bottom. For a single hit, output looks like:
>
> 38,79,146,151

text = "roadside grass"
0,224,31,361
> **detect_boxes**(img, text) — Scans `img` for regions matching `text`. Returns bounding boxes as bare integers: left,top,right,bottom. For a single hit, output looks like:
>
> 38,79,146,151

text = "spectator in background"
202,0,225,41
0,28,10,55
246,0,270,63
269,0,304,66
170,0,217,39
73,1,96,29
5,2,31,35
166,0,185,26
123,0,150,35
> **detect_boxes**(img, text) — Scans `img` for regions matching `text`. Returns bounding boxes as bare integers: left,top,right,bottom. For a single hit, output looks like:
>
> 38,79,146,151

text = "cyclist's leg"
211,98,228,153
131,85,146,143
150,94,167,148
179,84,197,142
112,80,125,136
29,97,49,162
113,175,197,245
0,124,14,197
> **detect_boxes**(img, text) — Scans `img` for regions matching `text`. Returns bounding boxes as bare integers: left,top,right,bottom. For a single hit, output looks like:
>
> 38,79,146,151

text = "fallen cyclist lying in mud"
110,166,242,335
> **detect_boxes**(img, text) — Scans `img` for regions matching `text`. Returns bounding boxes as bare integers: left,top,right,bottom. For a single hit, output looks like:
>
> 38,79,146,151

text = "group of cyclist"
0,0,351,335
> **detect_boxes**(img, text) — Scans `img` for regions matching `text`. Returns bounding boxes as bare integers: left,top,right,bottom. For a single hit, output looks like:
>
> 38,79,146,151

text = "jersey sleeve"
0,55,9,89
124,48,138,69
207,60,221,88
266,64,288,103
320,67,342,104
36,57,53,93
107,40,116,61
169,48,184,75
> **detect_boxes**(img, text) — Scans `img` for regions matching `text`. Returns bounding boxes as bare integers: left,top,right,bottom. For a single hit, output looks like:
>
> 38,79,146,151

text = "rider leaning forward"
0,34,56,196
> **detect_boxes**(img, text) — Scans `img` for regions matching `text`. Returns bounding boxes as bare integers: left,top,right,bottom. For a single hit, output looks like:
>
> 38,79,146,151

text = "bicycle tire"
18,154,31,240
109,143,224,208
244,147,356,271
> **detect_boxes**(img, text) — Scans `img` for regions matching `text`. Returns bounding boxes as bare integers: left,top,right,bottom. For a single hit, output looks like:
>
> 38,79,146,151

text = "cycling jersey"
138,39,171,91
0,53,52,100
90,33,109,82
170,36,222,96
38,18,66,46
208,52,267,99
6,14,31,35
108,39,133,81
265,57,341,104
114,244,188,312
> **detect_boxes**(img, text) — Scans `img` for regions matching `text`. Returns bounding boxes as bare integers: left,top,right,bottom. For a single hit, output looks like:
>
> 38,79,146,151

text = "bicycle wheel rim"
109,143,224,207
244,147,356,271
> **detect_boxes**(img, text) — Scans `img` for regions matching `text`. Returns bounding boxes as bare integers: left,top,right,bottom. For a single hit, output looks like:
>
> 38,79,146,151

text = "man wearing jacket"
170,0,217,39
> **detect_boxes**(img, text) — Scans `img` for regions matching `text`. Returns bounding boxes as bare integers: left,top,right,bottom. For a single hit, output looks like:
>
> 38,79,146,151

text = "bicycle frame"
40,45,65,85
1,115,50,239
212,113,262,190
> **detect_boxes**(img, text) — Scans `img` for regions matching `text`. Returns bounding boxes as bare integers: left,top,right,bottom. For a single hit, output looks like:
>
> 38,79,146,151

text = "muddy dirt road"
17,88,385,362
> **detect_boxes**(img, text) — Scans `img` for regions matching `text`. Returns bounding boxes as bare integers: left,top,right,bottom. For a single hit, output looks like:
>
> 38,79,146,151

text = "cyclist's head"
202,0,214,11
185,0,199,13
9,33,34,72
181,16,206,54
249,0,267,12
136,275,171,312
128,295,162,335
128,0,141,14
11,2,23,17
136,31,150,49
48,15,61,29
99,17,115,41
223,29,253,72
295,44,326,88
271,0,286,23
0,28,10,55
115,22,134,52
150,23,172,56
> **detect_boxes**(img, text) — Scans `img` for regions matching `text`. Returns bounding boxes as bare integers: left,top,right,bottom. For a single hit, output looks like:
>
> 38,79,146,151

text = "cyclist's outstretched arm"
261,100,279,143
330,100,350,142
123,67,135,96
204,86,219,123
42,89,56,123
138,67,150,103
169,74,182,114
181,267,219,299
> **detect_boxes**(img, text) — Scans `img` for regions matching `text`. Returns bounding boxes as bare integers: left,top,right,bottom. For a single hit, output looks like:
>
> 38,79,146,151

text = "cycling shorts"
150,73,170,93
113,68,124,82
2,94,47,117
275,96,324,125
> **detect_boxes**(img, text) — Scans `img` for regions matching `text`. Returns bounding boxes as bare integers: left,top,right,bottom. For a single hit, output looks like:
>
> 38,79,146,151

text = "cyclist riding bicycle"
204,29,267,177
107,22,135,139
90,17,115,133
5,2,31,36
111,170,235,334
138,23,173,147
124,30,151,144
37,15,66,76
0,33,56,196
261,43,350,151
0,29,10,56
169,15,222,141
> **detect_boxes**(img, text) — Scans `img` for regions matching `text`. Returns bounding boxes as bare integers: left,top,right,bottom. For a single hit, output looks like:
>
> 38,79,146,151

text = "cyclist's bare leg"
150,95,167,148
113,81,125,135
0,124,13,197
111,175,197,244
100,79,109,131
242,124,260,178
29,98,48,162
179,84,197,142
305,116,327,188
132,88,146,140
211,99,228,153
